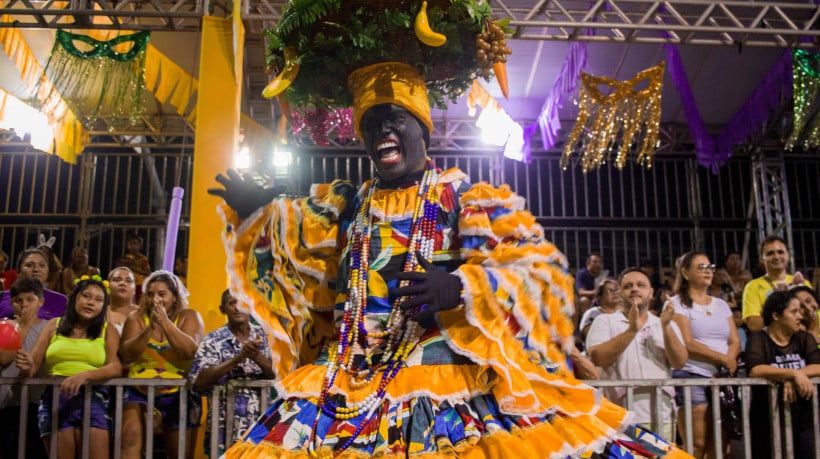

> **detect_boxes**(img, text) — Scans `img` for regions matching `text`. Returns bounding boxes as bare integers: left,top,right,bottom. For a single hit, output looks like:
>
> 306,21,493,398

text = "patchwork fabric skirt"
224,363,691,459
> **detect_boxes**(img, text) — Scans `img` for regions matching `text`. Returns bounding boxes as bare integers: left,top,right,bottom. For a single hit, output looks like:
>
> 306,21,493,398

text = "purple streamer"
521,122,538,161
523,39,589,160
663,43,717,171
665,45,792,173
163,187,184,271
716,52,792,167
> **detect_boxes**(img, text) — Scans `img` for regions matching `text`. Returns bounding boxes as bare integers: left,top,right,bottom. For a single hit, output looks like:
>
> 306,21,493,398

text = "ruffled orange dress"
219,166,690,458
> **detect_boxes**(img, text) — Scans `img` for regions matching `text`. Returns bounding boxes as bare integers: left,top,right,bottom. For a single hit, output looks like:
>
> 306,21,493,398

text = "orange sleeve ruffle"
219,180,355,377
440,181,589,417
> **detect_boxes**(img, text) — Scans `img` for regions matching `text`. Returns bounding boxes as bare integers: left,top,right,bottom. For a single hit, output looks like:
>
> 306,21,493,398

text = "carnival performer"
208,2,691,457
210,72,690,459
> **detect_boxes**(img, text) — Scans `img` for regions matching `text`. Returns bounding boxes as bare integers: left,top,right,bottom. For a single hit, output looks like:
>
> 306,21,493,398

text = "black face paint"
361,104,428,183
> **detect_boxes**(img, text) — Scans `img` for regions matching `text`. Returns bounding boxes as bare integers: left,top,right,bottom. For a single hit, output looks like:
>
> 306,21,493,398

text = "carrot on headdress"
493,61,508,99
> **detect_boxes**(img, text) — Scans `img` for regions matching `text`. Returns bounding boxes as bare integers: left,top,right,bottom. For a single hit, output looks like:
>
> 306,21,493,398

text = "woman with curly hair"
119,271,204,459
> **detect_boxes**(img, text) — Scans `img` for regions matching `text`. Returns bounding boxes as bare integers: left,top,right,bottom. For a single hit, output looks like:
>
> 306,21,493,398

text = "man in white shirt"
586,267,688,440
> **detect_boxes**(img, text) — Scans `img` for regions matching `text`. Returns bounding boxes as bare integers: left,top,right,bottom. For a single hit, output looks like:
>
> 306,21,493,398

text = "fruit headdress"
263,0,509,112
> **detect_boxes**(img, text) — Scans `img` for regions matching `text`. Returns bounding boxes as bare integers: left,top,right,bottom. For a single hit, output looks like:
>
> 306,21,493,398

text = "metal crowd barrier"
589,377,820,459
1,376,819,459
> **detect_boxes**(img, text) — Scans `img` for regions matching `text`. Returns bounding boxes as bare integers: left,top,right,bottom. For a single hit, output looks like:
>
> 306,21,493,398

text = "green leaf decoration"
276,0,341,39
265,0,495,110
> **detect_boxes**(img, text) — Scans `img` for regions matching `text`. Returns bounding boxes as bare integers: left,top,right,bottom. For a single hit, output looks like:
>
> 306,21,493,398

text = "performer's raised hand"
391,251,462,323
207,169,285,219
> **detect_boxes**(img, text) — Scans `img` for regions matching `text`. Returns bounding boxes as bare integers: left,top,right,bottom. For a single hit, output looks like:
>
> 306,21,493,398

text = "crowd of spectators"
0,233,816,458
574,237,817,459
0,236,275,458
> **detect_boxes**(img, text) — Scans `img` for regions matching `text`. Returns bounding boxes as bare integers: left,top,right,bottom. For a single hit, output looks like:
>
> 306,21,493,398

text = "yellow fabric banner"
0,16,88,164
188,16,244,332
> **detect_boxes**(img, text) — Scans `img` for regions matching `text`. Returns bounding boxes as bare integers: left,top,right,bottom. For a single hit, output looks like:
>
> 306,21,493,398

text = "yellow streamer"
2,22,272,164
0,15,88,163
561,63,664,172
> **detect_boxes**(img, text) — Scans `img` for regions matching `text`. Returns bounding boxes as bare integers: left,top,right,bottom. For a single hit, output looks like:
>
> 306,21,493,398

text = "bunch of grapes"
475,21,512,78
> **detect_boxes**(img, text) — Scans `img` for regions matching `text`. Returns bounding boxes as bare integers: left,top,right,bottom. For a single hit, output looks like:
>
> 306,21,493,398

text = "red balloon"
0,319,22,351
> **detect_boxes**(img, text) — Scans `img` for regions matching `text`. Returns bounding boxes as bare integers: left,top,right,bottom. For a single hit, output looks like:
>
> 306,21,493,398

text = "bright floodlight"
272,148,292,177
235,145,251,170
476,108,509,147
0,96,53,151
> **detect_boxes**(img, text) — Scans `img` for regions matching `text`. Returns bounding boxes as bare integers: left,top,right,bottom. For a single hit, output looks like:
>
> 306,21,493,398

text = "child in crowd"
60,247,100,295
0,278,49,459
115,234,151,296
0,249,17,291
15,275,121,459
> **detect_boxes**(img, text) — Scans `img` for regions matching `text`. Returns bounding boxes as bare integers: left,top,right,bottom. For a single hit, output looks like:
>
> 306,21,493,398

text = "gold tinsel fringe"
561,63,664,172
82,29,199,122
33,31,148,129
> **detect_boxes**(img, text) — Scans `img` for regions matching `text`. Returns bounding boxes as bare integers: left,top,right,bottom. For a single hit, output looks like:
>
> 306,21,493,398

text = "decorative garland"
664,45,793,173
526,26,801,172
311,164,439,452
785,48,820,151
74,274,111,293
561,63,664,172
33,30,149,128
290,107,354,146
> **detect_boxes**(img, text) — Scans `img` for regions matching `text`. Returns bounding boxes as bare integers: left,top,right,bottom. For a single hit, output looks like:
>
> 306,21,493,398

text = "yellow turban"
347,62,433,141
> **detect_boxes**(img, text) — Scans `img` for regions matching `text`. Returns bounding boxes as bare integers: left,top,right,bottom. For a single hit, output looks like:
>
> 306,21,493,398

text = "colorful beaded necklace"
310,163,440,453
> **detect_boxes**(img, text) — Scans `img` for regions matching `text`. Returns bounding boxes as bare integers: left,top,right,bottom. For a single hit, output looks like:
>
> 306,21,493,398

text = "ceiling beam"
2,1,818,47
4,120,703,154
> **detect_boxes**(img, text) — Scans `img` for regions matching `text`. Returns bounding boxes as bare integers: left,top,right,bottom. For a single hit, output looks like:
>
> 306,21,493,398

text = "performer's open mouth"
374,138,402,166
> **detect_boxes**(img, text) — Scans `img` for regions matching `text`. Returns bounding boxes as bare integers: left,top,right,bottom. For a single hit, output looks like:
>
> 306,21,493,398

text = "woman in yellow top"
119,270,204,459
15,275,121,459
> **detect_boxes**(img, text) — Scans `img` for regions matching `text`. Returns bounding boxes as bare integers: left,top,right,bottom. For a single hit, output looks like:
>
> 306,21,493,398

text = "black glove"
390,251,463,323
207,169,285,220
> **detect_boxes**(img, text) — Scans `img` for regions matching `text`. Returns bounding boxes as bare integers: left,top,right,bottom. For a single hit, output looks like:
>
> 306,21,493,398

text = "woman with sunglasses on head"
670,251,740,459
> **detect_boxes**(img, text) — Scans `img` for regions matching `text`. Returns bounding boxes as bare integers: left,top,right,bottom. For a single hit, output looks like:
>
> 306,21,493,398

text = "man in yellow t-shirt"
742,235,811,331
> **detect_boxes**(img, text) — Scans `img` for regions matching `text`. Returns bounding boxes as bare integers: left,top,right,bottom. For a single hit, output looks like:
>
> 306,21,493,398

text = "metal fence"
0,149,818,281
1,376,818,459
